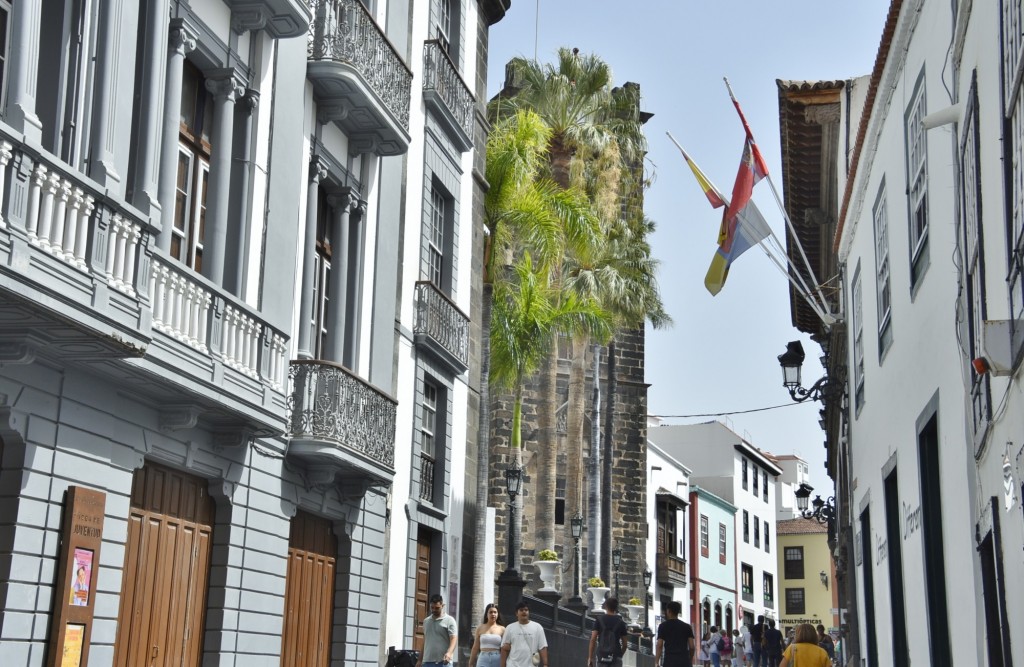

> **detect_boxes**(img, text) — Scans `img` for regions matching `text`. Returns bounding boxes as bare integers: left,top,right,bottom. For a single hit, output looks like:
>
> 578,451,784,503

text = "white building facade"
647,440,692,628
648,421,781,628
0,0,508,664
792,1,1024,665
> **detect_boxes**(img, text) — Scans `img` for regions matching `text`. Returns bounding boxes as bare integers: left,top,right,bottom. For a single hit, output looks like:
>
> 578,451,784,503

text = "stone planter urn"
535,560,561,593
624,605,645,625
588,586,610,612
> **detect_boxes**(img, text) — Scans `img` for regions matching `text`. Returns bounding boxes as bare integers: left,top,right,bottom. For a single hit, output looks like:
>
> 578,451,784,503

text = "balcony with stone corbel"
286,359,397,484
306,0,412,156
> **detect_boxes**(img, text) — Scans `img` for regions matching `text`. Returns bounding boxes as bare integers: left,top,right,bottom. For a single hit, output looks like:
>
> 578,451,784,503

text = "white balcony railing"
149,257,288,388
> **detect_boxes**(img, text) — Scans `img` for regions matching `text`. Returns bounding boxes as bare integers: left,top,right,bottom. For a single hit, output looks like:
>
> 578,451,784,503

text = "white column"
201,69,244,286
156,20,197,253
131,0,171,215
324,190,357,364
4,0,44,140
88,0,126,188
296,157,329,359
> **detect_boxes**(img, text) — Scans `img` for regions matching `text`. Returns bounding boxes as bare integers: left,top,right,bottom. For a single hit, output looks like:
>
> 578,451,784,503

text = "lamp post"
794,482,836,545
612,548,622,599
505,462,523,572
568,509,586,609
777,340,834,403
642,568,653,645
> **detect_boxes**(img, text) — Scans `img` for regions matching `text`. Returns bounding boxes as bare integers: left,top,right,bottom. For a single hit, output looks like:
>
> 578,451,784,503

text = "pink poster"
69,548,93,607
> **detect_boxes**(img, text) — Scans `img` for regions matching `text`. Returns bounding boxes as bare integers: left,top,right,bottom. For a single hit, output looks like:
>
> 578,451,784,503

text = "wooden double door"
280,511,338,666
114,464,214,667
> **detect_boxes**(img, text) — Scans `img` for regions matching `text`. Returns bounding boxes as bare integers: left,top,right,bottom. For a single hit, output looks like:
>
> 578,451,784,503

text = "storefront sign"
47,487,106,667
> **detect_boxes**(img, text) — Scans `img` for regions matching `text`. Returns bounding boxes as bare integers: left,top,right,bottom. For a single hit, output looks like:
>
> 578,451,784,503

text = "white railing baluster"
36,172,59,249
25,164,47,240
49,179,70,252
63,188,82,262
0,142,13,229
75,195,94,270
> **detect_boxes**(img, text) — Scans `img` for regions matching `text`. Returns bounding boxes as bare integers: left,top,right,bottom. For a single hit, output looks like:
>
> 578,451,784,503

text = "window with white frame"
719,523,727,564
763,572,774,605
311,192,333,359
435,0,453,53
742,458,748,490
425,180,453,294
753,465,759,497
961,78,991,434
905,74,929,281
762,471,768,502
1001,0,1024,339
764,520,770,553
172,61,214,272
0,1,10,111
743,510,749,543
852,266,865,409
700,515,709,558
873,182,893,352
753,514,760,548
419,379,440,502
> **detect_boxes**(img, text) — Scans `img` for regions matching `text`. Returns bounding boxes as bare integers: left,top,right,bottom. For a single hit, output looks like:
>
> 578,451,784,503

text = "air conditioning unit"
981,320,1024,376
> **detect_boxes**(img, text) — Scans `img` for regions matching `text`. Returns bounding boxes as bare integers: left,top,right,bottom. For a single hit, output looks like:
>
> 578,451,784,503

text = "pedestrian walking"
468,603,505,667
654,601,695,667
417,594,457,667
500,601,549,667
588,597,629,667
750,616,765,667
779,624,830,667
762,619,783,667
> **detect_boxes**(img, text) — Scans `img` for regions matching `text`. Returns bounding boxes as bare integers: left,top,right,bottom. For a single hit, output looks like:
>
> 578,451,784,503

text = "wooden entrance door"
281,511,337,667
114,463,214,667
412,530,432,653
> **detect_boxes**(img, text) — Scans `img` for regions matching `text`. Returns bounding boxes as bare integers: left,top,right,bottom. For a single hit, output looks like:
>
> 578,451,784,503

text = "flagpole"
722,78,835,321
667,132,830,322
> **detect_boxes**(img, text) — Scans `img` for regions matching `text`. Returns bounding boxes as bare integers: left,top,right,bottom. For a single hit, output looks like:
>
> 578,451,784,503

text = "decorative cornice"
159,405,202,431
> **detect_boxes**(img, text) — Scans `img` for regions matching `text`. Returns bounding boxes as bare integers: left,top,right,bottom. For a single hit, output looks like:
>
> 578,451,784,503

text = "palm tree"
491,50,653,569
471,110,599,619
489,254,612,573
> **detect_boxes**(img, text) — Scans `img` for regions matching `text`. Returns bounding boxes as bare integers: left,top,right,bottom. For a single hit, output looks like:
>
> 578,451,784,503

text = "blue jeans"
711,654,721,667
751,645,763,667
477,653,500,667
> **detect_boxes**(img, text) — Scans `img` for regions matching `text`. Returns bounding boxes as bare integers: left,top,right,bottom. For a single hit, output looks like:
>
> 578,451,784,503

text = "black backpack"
597,615,625,660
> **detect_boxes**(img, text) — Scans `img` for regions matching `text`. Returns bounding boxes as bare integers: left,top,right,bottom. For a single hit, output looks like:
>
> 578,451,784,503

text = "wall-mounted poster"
68,548,93,607
61,623,85,667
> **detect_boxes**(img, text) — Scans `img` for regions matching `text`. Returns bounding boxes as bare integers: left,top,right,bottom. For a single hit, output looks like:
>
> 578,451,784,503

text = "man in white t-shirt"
500,601,549,667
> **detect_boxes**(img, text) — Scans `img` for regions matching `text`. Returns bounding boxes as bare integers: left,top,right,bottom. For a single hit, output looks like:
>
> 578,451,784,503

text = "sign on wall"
47,486,106,667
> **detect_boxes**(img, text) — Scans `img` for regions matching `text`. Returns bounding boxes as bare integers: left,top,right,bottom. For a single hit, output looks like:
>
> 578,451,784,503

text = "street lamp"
568,510,585,607
505,462,522,572
612,548,622,599
777,341,833,403
794,482,836,541
642,568,653,641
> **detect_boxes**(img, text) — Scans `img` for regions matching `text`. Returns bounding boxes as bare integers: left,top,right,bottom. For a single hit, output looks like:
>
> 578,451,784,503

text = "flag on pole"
704,139,771,295
666,132,771,296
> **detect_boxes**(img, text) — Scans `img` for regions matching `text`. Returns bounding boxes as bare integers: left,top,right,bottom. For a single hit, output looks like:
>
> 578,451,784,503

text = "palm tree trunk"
565,336,587,548
535,341,558,552
472,282,493,622
601,338,616,583
587,343,602,579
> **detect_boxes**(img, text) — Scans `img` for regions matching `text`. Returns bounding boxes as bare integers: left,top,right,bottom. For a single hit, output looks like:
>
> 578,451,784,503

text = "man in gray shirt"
418,594,458,667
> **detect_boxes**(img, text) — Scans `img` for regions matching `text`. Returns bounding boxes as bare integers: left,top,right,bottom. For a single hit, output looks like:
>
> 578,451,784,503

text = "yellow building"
777,518,839,634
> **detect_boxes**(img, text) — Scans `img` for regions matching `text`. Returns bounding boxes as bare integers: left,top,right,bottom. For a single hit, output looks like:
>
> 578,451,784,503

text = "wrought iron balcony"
0,132,152,362
307,0,412,156
423,40,475,152
656,552,687,587
414,281,469,374
419,453,435,502
287,359,397,482
226,0,311,38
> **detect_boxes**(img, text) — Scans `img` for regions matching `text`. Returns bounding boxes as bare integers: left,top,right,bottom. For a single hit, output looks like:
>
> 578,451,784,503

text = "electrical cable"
649,401,808,419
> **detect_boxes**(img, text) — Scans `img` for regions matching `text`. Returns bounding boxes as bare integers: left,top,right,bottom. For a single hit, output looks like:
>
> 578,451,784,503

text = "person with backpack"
719,628,733,666
816,624,835,663
588,597,628,667
707,625,721,667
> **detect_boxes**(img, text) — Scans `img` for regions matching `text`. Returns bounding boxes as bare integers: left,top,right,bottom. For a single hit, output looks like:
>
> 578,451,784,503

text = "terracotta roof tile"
776,517,829,535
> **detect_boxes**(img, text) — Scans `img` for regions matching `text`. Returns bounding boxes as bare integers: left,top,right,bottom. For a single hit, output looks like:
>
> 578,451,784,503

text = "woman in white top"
468,603,505,667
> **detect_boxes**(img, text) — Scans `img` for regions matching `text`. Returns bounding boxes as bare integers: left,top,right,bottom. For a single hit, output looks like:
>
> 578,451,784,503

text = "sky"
486,1,891,494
